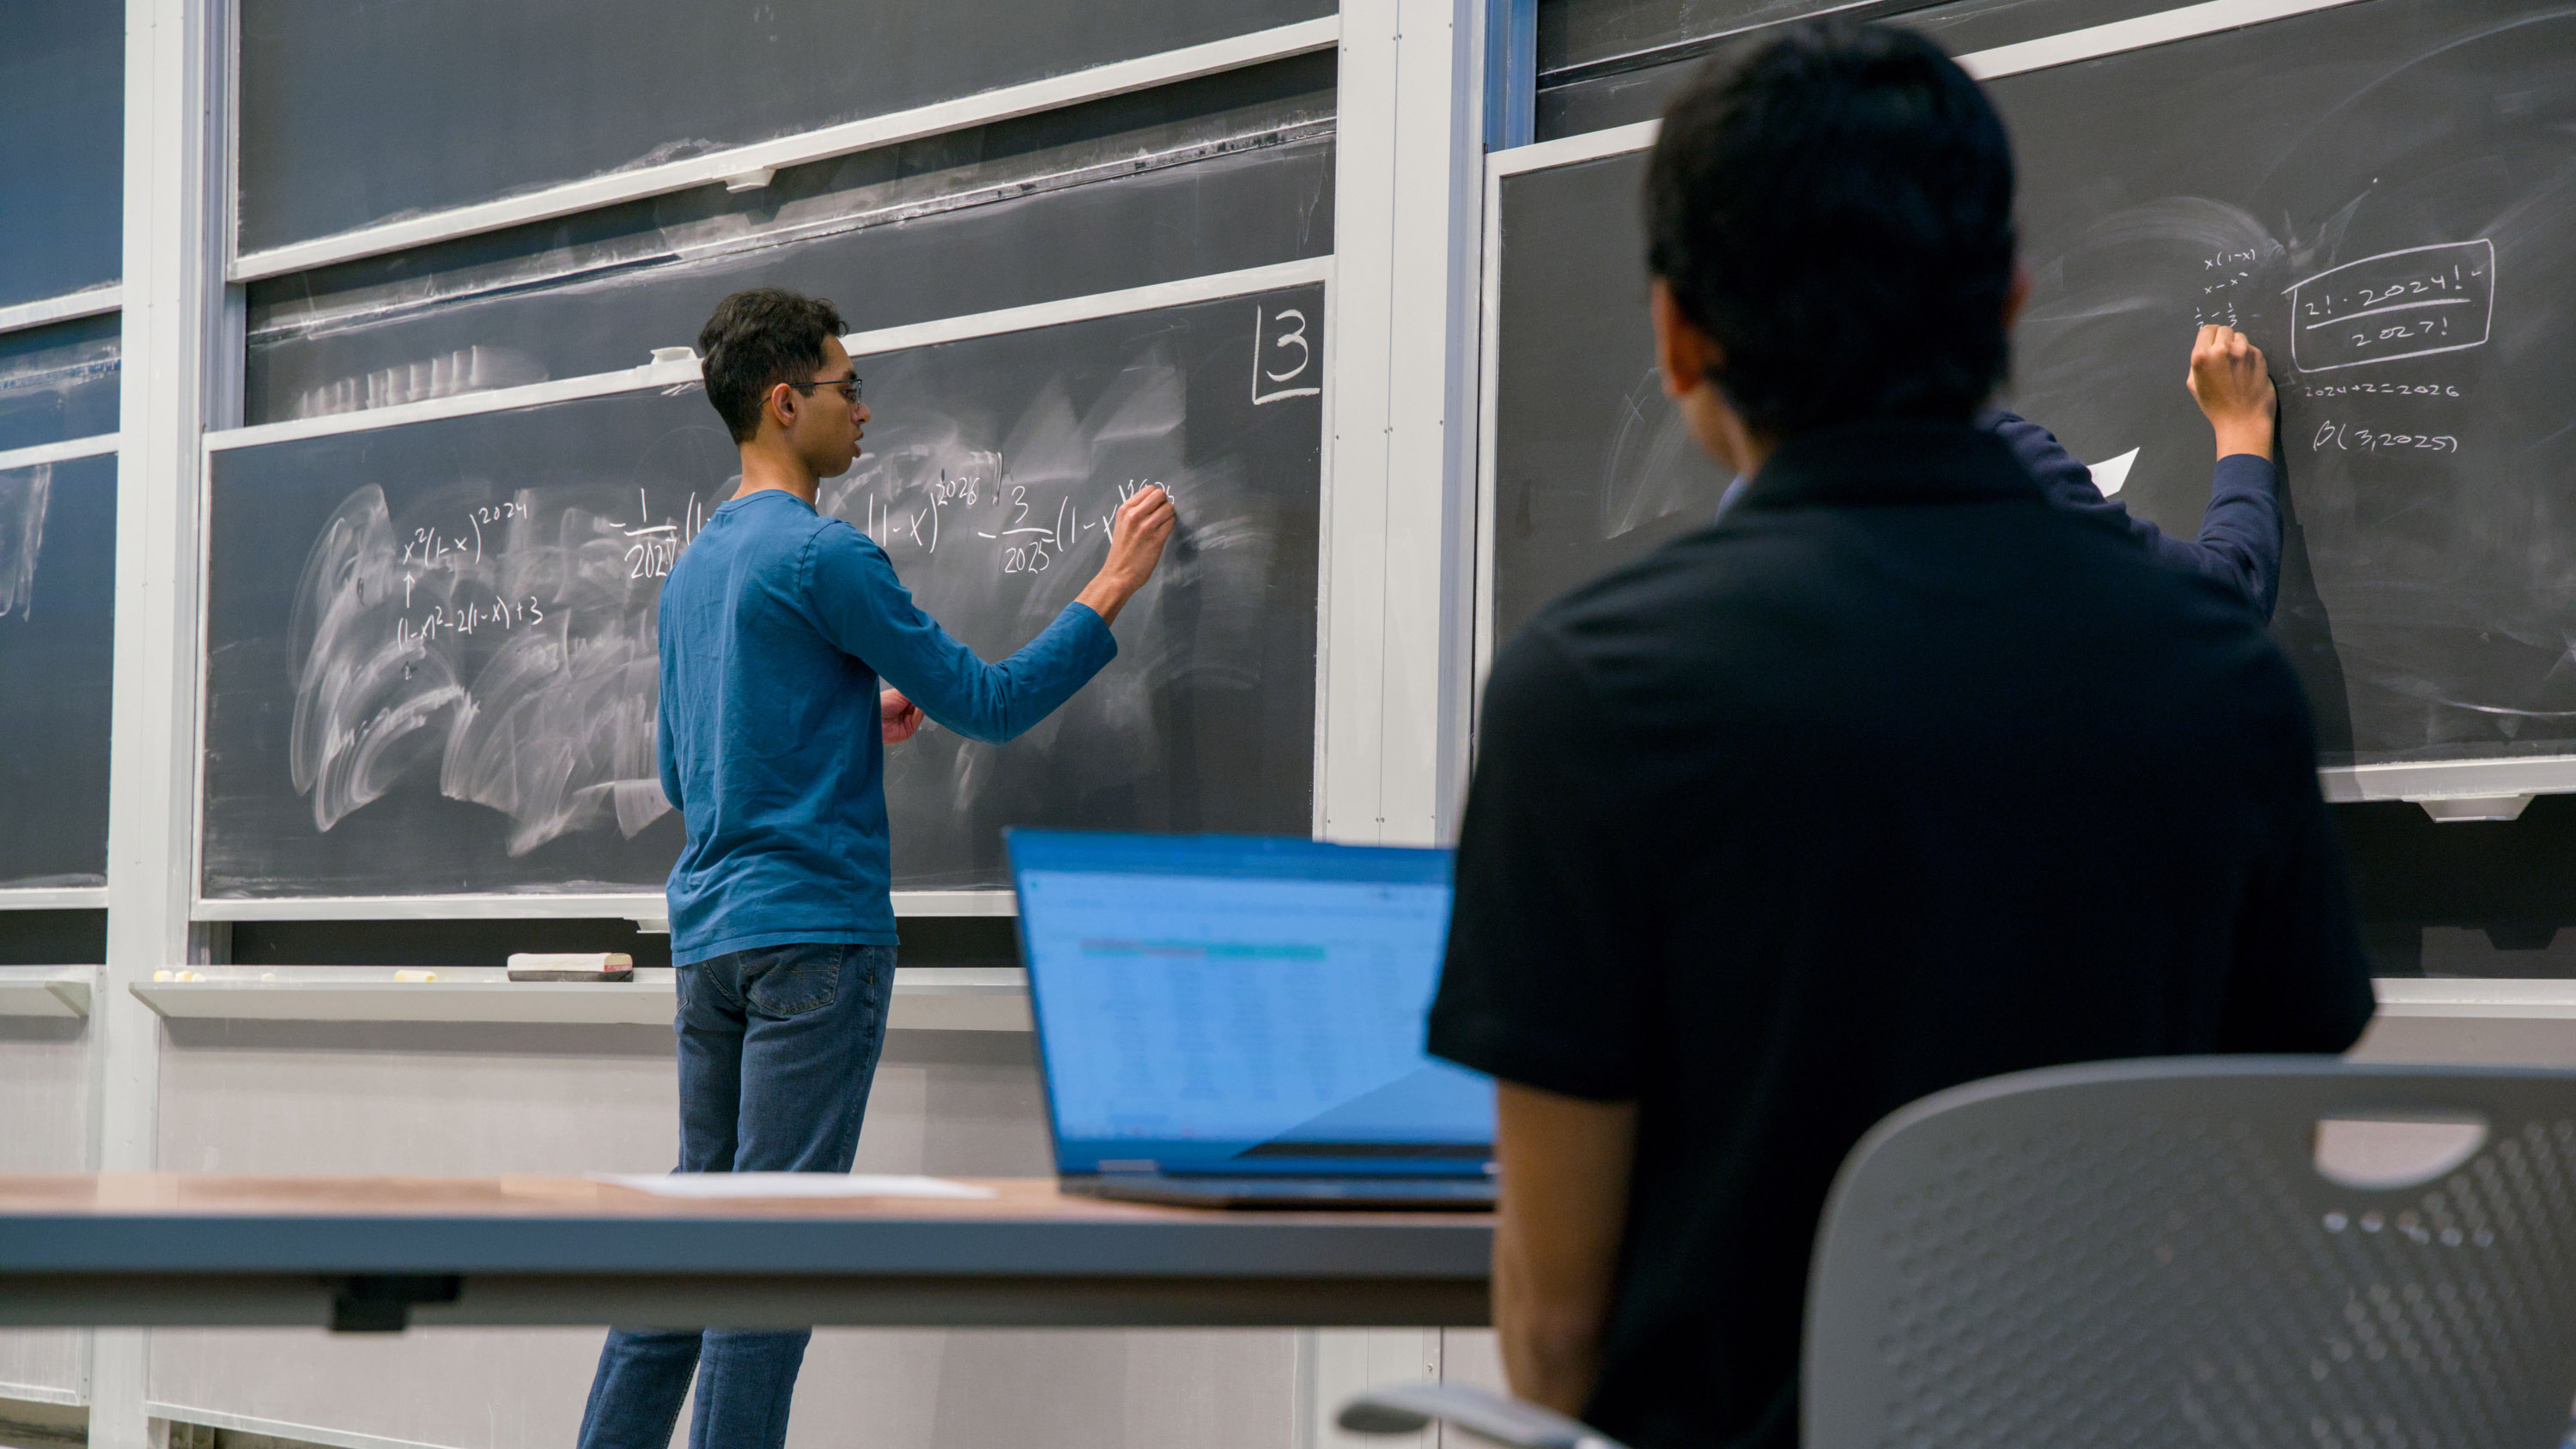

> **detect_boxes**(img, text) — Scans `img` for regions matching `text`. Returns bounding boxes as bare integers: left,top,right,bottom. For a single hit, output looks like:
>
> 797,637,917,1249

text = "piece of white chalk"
507,953,635,982
392,969,440,984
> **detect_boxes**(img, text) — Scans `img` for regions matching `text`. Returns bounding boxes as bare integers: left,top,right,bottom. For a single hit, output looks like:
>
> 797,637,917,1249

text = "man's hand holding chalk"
1072,483,1176,628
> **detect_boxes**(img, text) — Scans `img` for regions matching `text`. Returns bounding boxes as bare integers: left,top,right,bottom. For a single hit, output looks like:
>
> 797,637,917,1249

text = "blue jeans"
579,943,895,1449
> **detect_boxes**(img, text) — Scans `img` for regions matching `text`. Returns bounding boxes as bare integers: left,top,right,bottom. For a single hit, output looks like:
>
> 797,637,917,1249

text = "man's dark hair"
1645,21,2017,438
696,288,848,443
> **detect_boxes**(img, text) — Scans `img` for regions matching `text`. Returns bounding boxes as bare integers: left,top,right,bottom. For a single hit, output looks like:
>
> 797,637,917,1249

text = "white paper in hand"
593,1173,996,1200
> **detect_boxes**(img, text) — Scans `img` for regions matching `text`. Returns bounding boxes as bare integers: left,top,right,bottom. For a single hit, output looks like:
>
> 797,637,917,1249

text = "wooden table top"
0,1173,1494,1330
0,1173,1346,1222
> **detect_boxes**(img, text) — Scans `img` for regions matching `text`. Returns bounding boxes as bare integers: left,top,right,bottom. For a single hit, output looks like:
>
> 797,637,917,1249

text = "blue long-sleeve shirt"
1712,413,2282,617
656,488,1116,963
1981,409,2282,619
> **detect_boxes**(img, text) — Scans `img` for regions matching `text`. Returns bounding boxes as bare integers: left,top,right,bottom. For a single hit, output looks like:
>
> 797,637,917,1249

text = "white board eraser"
508,952,635,982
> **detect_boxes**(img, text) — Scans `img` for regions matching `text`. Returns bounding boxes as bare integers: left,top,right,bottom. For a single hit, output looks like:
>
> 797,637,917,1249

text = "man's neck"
732,443,818,505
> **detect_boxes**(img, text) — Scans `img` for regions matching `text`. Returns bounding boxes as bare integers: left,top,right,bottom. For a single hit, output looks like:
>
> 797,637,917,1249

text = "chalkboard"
2000,0,2576,766
1490,151,1730,645
1539,0,1851,78
0,0,120,308
0,452,114,890
1533,0,2330,155
244,122,1334,427
236,0,1333,255
200,284,1323,900
0,315,121,455
1490,0,2576,769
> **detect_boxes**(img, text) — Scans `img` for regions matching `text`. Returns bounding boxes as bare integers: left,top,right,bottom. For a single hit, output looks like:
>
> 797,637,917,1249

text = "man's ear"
2003,261,2031,333
1650,279,1722,401
764,381,796,433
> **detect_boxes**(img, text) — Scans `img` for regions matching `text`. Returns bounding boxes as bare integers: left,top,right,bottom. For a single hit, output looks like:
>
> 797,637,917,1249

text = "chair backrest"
1805,1058,2576,1449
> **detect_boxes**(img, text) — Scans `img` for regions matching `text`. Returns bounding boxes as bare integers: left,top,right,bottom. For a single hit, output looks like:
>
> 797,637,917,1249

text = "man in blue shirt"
580,288,1173,1449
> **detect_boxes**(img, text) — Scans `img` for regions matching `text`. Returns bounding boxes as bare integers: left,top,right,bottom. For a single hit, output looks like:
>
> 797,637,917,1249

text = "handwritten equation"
389,488,703,658
392,591,546,650
2284,239,2494,373
2292,379,2462,400
2194,244,2275,329
2312,421,2460,456
856,471,1172,578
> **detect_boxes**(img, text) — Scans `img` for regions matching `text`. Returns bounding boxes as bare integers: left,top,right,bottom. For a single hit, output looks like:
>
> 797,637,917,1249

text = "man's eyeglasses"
786,377,862,404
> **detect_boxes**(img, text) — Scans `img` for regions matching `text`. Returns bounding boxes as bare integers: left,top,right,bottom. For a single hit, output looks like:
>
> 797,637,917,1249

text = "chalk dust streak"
289,482,683,853
0,464,50,621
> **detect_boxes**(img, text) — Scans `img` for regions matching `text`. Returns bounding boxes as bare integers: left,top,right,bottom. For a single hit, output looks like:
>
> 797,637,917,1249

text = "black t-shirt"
1428,421,2375,1449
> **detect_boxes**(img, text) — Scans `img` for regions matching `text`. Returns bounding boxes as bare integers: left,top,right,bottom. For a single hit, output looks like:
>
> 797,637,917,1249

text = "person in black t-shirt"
1426,21,2375,1449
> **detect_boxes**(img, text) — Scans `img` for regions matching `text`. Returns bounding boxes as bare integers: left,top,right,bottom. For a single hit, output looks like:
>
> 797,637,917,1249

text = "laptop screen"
1007,830,1493,1179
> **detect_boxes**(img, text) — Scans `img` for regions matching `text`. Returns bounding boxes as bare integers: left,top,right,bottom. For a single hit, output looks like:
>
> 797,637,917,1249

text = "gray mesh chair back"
1806,1058,2576,1449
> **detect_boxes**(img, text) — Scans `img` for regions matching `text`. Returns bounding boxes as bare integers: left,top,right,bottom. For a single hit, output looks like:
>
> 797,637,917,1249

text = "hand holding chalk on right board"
2187,324,2277,463
1074,484,1176,627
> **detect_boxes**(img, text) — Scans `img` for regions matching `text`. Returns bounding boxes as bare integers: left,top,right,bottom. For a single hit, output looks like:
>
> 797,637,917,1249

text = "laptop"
1006,829,1496,1210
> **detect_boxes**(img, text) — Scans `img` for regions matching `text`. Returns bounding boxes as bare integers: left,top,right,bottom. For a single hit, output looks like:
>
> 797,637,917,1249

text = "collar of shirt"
1736,418,2044,512
720,487,818,518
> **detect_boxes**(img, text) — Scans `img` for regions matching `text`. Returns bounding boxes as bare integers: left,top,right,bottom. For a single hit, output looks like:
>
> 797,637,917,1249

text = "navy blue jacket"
1982,409,2282,619
1713,412,2283,618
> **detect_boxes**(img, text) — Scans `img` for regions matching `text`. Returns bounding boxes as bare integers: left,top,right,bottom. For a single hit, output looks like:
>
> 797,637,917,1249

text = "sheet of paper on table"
591,1173,998,1200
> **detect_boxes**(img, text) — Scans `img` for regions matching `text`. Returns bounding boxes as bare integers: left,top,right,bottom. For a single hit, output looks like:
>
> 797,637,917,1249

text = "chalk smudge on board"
1597,363,1714,540
0,463,50,621
293,344,548,419
288,480,697,852
820,344,1277,855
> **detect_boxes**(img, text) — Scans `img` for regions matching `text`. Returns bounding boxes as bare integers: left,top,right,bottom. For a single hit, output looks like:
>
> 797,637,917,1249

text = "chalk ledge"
127,966,1028,1032
0,966,96,1019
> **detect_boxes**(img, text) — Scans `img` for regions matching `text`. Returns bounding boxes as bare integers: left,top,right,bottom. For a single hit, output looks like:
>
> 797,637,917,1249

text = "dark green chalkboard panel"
202,286,1323,899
